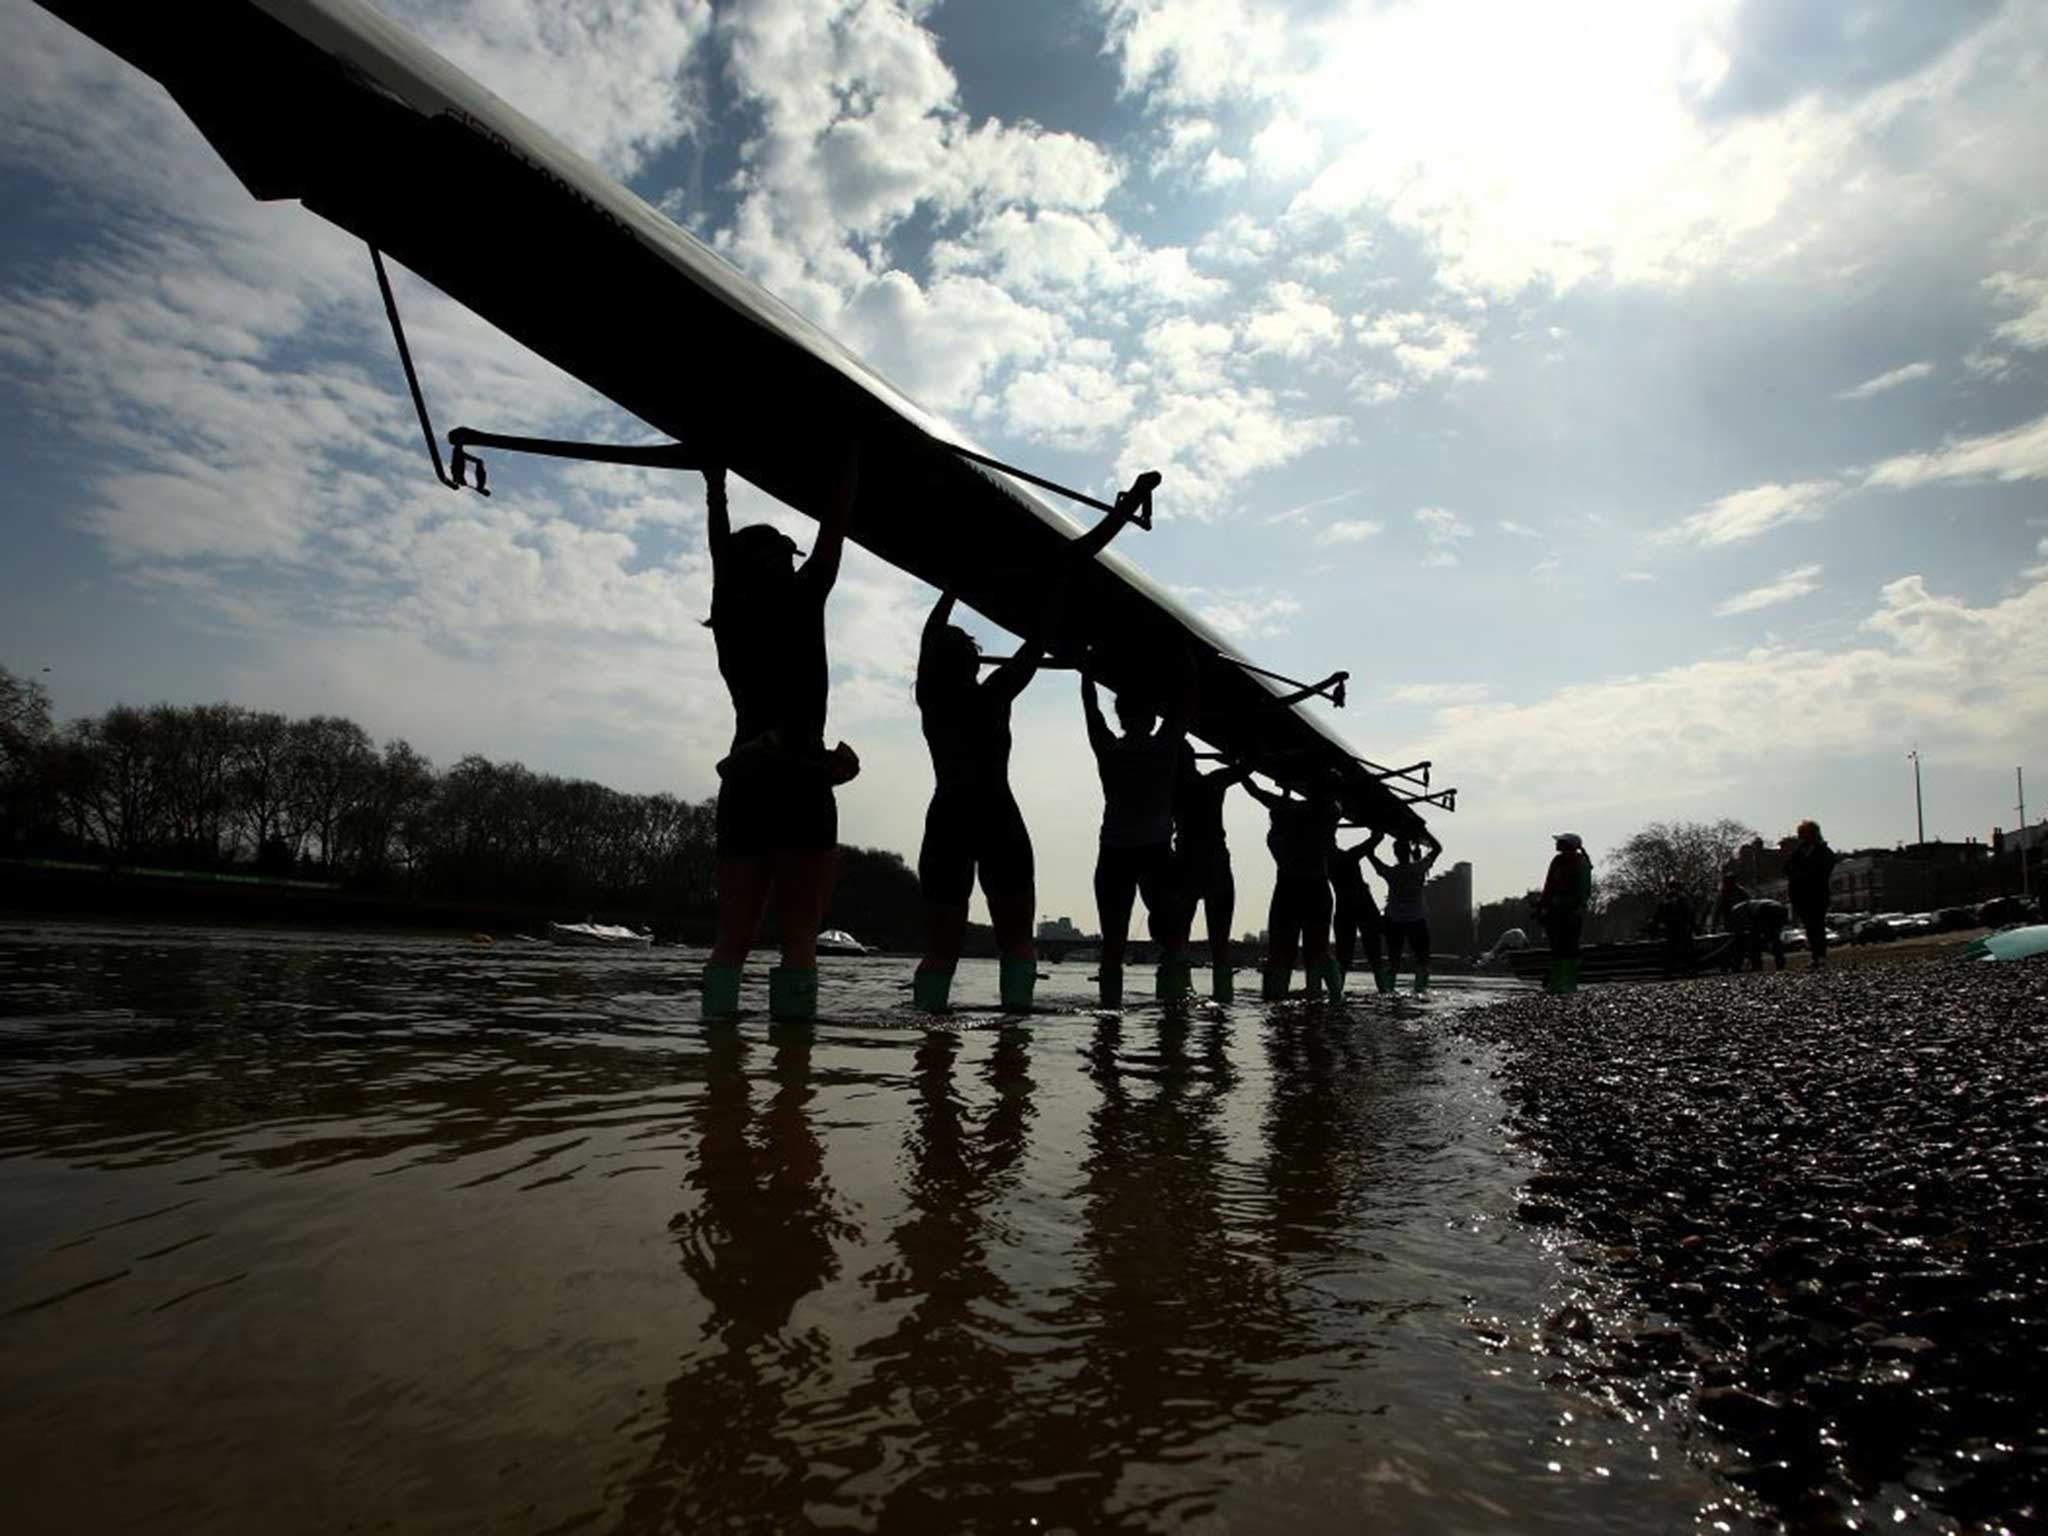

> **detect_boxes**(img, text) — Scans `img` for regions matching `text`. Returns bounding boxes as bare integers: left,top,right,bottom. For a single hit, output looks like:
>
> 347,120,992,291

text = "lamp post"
1908,748,1925,847
2021,767,2032,899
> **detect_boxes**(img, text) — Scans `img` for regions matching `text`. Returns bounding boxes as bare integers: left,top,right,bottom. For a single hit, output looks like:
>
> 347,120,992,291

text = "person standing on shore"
910,493,1145,1015
1784,819,1838,967
1654,879,1695,980
1172,746,1253,1002
700,450,862,1023
1366,831,1441,993
1244,776,1340,1000
1083,655,1194,1007
1329,833,1389,994
1715,865,1753,973
1536,833,1593,994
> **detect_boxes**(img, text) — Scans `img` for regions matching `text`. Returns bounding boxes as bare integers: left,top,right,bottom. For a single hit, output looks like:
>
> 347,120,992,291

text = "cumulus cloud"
1117,387,1345,515
1837,360,1934,400
1663,479,1837,546
1102,0,2044,303
1322,518,1383,543
1862,410,2048,491
1387,681,1490,706
381,0,715,177
1242,281,1344,359
1410,572,2048,814
1351,309,1485,397
1714,563,1823,617
1413,506,1472,567
1177,585,1301,640
999,360,1138,449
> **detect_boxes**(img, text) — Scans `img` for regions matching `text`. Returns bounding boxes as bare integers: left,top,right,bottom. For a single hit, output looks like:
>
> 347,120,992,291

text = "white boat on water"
817,929,868,957
548,921,653,948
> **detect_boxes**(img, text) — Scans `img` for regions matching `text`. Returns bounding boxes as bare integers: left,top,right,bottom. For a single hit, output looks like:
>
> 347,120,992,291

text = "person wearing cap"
909,493,1145,1015
1366,829,1442,992
1536,833,1593,994
1784,819,1838,967
699,450,862,1023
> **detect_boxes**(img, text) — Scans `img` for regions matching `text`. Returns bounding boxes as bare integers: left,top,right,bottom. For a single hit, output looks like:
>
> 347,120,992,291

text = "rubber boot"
1559,958,1579,995
1211,963,1234,1003
998,956,1037,1012
768,966,818,1021
912,966,955,1013
700,961,742,1020
1163,962,1196,1011
1304,961,1326,1000
1412,965,1430,995
1098,963,1124,1009
1327,960,1346,999
1375,964,1395,995
1261,964,1289,1002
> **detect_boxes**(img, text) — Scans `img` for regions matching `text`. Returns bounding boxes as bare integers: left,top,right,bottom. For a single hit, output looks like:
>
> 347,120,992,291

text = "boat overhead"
32,0,1446,837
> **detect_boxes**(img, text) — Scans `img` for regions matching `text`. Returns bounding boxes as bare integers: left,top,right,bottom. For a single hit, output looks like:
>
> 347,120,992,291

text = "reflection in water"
0,925,1721,1534
620,1022,856,1532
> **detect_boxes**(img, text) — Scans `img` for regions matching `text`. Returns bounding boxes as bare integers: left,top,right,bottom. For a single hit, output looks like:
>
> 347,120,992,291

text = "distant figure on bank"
1535,832,1593,994
911,496,1144,1014
1784,819,1838,966
1729,896,1791,972
700,451,862,1022
1715,865,1751,930
1653,879,1695,980
1243,776,1340,999
1173,746,1253,1001
1367,830,1442,993
1083,657,1193,1007
1328,833,1390,993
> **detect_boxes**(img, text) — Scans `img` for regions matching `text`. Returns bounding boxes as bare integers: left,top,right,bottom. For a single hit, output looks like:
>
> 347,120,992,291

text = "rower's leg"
1207,864,1237,1001
986,880,1039,1012
1094,850,1137,1007
711,856,774,969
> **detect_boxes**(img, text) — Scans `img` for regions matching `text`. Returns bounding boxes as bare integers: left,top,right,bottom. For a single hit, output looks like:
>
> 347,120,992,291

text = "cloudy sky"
3,0,2045,929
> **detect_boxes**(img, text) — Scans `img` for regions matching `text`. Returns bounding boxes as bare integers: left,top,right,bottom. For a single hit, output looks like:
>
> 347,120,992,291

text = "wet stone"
1447,957,2048,1529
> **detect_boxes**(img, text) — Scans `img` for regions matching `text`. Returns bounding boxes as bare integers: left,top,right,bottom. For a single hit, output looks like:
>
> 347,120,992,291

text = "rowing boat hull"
32,0,1432,838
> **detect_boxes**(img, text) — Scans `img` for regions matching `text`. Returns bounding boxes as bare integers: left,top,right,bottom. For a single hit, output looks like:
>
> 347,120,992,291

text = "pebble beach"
1451,954,2048,1532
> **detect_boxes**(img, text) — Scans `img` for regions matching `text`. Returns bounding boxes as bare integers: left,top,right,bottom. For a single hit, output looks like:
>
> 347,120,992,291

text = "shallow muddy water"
0,922,1726,1533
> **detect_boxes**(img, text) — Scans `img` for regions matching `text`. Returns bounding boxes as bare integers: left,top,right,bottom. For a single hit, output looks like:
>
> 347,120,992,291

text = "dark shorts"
918,790,1035,907
715,764,838,857
1095,840,1180,930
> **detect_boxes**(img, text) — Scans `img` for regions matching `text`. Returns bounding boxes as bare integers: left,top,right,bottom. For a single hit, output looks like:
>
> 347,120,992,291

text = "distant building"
1424,860,1475,956
1826,839,2005,914
1036,915,1084,942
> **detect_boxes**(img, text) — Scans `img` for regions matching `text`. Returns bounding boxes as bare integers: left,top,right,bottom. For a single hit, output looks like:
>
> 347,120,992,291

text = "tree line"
0,664,924,945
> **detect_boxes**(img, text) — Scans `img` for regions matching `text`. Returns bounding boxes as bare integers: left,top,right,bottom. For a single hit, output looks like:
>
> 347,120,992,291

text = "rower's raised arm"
704,467,729,562
801,442,859,594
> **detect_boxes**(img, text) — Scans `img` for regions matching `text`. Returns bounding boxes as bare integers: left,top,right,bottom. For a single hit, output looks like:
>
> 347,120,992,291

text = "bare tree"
1603,818,1759,932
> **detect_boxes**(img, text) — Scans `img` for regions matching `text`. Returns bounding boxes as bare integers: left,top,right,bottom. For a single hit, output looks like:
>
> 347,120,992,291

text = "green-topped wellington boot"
1211,963,1234,1003
1304,960,1328,1000
998,956,1038,1012
1327,960,1347,999
700,962,742,1020
1098,963,1124,1009
768,966,818,1021
1558,958,1580,995
1261,963,1289,1002
1412,965,1430,995
1375,964,1395,995
913,966,955,1013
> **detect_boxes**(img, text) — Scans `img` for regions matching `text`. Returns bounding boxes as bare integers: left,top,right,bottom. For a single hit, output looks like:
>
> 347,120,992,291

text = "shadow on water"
0,924,1726,1533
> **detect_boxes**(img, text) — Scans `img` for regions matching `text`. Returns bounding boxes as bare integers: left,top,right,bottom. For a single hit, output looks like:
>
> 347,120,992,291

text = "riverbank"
1444,953,2048,1529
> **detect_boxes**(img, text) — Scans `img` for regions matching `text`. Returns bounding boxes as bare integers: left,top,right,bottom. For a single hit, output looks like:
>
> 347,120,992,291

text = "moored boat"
816,929,868,957
548,921,653,948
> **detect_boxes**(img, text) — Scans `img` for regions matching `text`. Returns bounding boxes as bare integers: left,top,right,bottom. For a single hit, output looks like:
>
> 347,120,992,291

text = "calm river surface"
0,922,1728,1533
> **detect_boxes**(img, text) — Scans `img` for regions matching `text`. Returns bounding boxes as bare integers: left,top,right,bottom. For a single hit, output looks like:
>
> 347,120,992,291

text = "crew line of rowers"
694,453,1441,1022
